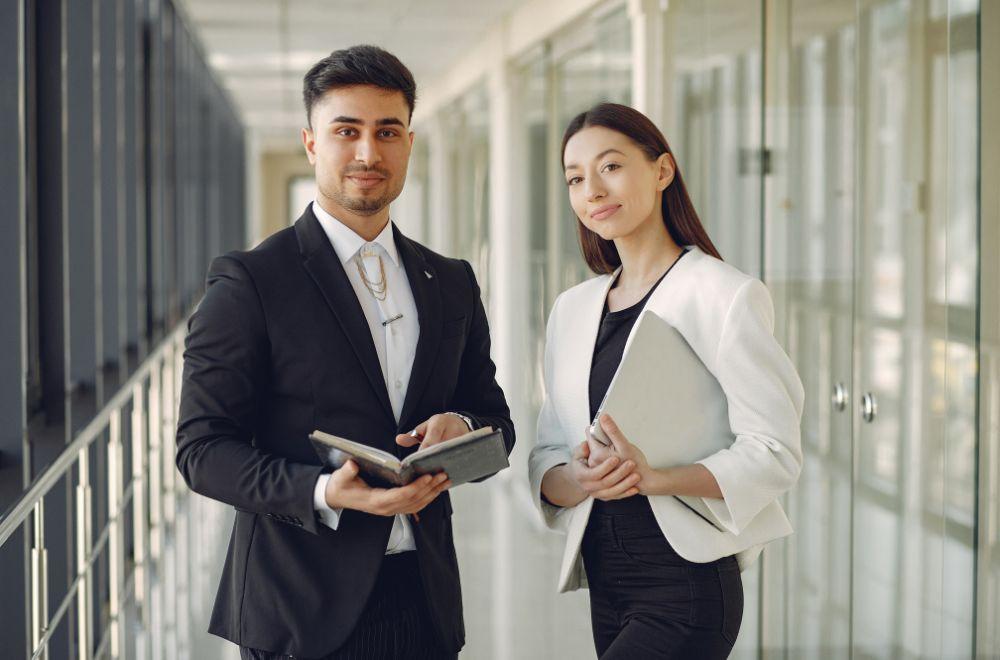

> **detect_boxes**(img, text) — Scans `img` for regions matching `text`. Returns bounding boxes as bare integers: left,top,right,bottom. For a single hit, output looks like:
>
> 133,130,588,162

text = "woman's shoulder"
680,247,758,298
549,270,617,315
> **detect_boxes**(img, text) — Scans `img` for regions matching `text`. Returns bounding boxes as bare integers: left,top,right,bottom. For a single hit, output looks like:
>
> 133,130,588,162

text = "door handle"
831,382,848,412
861,392,877,423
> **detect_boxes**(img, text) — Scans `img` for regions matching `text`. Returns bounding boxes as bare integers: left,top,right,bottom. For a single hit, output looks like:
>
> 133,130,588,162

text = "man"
176,45,514,659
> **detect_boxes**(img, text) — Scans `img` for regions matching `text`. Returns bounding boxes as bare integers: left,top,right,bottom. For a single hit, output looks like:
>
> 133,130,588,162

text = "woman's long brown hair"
561,103,722,273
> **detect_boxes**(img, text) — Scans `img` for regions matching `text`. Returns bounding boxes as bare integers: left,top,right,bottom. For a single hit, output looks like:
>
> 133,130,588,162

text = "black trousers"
239,552,456,660
581,502,743,659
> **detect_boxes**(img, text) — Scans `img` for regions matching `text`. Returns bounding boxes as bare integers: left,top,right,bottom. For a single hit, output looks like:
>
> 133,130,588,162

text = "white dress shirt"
310,200,420,554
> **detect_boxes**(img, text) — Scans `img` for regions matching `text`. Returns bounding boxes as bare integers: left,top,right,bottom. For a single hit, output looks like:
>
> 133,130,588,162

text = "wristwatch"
443,411,475,432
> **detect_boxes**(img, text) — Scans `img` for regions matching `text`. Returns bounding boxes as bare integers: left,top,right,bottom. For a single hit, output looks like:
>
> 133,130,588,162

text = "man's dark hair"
302,45,417,127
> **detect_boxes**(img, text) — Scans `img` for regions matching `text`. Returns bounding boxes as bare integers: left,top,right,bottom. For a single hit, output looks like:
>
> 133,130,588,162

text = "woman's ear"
655,153,675,191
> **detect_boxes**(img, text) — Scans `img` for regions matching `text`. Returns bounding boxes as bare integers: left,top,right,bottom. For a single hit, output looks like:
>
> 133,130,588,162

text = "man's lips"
346,173,386,189
590,204,621,221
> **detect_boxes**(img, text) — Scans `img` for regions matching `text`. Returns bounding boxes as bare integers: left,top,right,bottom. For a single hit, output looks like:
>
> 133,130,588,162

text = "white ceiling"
176,0,527,148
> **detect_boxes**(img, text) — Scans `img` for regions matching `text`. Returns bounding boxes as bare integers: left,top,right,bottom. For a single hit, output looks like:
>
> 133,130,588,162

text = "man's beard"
320,167,402,216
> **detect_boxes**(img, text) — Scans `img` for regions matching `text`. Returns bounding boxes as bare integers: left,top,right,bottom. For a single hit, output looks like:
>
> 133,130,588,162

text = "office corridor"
1,0,999,658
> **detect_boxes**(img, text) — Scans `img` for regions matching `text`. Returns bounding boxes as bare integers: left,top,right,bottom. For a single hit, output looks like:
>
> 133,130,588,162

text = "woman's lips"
590,204,621,221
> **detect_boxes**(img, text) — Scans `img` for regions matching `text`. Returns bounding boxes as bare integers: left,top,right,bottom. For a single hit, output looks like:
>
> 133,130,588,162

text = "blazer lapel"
393,226,442,432
566,268,622,434
294,209,394,421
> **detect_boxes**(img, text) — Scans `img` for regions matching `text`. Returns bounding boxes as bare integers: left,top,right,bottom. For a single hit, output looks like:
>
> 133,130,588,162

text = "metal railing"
0,323,229,660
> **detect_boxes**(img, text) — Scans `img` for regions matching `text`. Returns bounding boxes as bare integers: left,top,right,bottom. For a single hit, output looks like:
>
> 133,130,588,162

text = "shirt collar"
311,200,400,266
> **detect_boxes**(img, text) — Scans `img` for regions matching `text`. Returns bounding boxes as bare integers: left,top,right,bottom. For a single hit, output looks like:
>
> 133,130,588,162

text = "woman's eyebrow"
564,148,627,170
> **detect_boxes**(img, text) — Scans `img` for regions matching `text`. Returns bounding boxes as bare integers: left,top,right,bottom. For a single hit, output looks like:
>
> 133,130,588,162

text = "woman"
528,103,804,659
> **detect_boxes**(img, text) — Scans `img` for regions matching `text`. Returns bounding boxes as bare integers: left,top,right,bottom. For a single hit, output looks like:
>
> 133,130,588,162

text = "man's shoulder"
219,225,300,270
397,234,471,281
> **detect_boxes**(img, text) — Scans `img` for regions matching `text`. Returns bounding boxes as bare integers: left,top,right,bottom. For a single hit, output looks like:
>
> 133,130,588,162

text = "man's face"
302,85,413,220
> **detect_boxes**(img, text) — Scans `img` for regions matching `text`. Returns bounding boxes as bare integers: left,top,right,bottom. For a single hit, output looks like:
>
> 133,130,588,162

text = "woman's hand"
568,436,640,501
593,414,657,496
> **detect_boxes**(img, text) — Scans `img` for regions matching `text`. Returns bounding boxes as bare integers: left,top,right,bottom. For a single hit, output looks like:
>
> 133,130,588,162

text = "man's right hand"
324,460,451,516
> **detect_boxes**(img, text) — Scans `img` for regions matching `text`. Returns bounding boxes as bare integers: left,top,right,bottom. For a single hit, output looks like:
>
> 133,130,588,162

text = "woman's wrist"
640,466,675,496
541,464,588,508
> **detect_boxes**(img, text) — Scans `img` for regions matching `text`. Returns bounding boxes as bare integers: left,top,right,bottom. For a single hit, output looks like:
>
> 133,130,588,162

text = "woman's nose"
584,179,606,202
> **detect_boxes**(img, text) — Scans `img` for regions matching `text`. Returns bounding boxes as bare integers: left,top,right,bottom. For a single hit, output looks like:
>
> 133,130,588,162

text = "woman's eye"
601,162,621,173
566,176,582,186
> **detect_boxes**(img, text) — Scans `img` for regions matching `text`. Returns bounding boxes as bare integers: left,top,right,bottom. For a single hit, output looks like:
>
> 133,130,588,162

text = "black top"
589,249,688,514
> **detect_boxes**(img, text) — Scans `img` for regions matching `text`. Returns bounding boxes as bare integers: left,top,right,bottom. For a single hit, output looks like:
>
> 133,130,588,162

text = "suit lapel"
567,268,621,434
294,209,394,421
393,226,442,432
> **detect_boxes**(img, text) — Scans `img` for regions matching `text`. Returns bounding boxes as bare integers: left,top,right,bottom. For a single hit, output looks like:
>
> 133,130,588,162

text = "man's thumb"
340,459,359,478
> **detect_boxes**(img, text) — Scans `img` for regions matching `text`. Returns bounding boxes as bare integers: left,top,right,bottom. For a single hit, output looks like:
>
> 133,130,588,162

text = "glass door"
851,0,979,656
767,0,979,657
768,1,858,656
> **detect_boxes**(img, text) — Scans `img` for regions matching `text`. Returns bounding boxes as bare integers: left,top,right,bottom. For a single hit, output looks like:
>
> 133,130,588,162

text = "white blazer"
528,246,805,593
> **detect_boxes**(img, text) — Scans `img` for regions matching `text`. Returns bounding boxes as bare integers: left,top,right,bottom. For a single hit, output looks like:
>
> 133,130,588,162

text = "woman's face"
563,126,672,242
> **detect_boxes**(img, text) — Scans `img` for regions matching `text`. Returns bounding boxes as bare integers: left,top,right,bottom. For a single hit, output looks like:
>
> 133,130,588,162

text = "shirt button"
395,379,403,389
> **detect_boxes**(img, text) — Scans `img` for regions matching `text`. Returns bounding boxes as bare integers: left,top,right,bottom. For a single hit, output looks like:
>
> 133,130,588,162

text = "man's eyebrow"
328,116,406,128
564,148,627,171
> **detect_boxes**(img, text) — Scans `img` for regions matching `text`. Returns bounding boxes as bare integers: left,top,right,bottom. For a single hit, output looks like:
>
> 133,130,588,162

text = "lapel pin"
424,270,433,279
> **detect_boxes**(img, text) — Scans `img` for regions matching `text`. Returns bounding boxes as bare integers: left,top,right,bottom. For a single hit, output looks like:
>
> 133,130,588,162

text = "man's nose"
354,135,381,166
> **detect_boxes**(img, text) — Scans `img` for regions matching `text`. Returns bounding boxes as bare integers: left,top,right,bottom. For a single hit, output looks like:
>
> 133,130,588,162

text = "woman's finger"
579,455,620,483
600,414,630,454
593,471,641,500
595,460,636,490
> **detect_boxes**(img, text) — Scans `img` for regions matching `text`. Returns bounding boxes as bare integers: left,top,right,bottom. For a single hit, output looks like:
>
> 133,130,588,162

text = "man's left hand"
395,413,471,451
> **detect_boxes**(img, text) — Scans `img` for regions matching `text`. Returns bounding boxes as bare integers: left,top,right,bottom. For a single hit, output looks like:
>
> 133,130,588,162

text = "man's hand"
395,413,470,451
568,435,640,501
324,460,451,516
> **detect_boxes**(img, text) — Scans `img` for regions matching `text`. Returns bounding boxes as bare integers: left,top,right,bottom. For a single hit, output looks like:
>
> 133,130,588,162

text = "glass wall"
446,85,492,303
666,0,764,277
408,0,987,656
765,0,981,657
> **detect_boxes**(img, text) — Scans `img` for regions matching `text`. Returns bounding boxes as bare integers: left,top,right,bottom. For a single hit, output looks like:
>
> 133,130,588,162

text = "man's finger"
411,480,451,513
572,441,588,462
421,418,446,449
396,433,419,447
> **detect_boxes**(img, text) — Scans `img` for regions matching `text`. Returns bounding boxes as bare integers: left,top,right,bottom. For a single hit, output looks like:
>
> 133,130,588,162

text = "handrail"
0,323,187,548
0,318,208,660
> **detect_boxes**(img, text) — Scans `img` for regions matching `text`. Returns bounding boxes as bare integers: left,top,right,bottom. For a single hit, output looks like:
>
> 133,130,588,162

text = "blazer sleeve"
175,254,326,535
696,278,805,535
528,293,575,532
449,260,516,460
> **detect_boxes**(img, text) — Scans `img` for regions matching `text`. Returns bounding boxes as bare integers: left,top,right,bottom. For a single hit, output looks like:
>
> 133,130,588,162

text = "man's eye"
378,129,398,138
336,128,357,137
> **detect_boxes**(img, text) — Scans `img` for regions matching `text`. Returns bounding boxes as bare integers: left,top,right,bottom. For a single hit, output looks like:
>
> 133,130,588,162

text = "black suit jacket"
175,208,515,657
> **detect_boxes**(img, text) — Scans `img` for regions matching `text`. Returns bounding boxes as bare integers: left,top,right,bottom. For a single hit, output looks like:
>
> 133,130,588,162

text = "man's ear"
409,131,415,147
301,126,317,165
656,153,675,191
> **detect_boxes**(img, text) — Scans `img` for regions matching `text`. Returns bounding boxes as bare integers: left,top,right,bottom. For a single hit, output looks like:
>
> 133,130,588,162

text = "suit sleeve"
695,279,805,535
175,254,326,535
449,260,515,463
528,293,575,532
